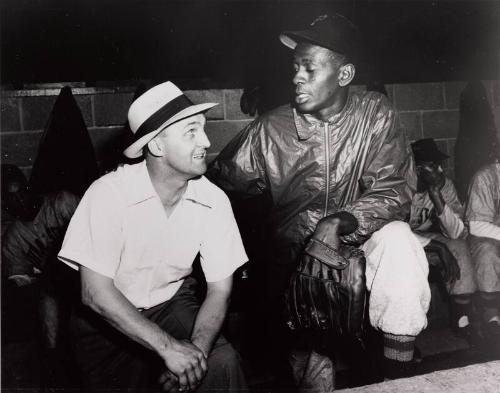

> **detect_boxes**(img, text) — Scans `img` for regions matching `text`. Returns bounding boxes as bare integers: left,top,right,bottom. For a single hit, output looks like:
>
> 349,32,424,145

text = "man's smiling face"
156,113,211,179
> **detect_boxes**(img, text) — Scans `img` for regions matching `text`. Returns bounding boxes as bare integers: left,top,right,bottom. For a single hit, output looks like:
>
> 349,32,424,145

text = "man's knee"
472,237,500,267
445,238,469,254
446,238,474,267
473,237,500,255
375,221,413,242
200,342,247,391
365,221,430,306
367,221,421,258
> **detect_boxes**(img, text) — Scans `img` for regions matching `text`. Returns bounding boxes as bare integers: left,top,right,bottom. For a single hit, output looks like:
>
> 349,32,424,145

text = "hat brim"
280,30,329,51
123,102,218,159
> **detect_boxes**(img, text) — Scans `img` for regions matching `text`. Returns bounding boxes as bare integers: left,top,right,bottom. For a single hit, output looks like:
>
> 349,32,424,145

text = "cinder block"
433,139,449,168
94,93,134,126
205,120,252,155
74,95,94,127
1,97,21,132
224,90,253,120
394,82,444,111
446,138,456,157
1,131,43,167
422,110,459,139
398,111,422,141
21,96,57,131
444,81,466,109
184,90,224,120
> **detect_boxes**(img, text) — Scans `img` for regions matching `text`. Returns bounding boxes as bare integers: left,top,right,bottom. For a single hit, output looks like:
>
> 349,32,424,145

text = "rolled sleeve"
466,171,497,223
200,193,248,282
58,180,123,278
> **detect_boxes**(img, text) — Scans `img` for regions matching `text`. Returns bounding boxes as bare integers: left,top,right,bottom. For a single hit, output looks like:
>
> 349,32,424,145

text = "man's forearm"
190,281,232,356
428,187,445,216
437,204,465,239
81,268,173,358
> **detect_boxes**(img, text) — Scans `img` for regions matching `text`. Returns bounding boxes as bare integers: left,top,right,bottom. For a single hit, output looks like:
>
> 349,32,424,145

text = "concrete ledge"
337,360,500,392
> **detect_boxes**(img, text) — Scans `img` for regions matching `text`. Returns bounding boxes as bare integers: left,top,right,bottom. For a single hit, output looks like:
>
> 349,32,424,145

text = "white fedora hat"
123,81,218,158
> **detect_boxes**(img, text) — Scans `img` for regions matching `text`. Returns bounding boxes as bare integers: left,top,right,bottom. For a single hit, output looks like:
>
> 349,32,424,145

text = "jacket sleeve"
207,120,268,197
340,106,417,245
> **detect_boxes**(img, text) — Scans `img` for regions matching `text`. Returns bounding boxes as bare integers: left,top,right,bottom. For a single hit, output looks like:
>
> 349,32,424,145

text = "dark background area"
1,0,499,88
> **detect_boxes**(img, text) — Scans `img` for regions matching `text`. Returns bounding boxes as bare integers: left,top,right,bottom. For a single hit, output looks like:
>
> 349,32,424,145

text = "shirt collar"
182,177,213,208
125,161,157,204
292,93,354,140
126,161,212,208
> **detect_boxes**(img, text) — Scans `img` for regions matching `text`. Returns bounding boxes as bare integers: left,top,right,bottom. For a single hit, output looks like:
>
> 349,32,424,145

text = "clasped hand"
158,338,207,392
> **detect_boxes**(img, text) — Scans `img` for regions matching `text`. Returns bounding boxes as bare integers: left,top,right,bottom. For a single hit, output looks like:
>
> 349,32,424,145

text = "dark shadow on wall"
28,86,99,197
454,81,499,201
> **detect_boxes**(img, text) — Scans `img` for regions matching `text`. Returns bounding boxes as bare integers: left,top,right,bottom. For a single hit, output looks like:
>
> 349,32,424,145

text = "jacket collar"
126,161,212,208
293,93,354,141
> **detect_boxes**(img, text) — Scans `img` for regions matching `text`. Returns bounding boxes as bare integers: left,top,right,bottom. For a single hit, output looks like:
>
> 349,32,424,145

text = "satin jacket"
209,90,417,265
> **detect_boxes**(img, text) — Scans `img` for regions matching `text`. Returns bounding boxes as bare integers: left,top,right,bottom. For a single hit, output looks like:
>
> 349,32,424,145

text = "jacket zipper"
324,123,330,217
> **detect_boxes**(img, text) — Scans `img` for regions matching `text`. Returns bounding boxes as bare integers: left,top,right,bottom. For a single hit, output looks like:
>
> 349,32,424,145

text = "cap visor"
280,30,327,51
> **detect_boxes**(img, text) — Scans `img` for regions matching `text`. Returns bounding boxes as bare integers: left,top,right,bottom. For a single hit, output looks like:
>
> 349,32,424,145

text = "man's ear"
147,137,163,157
338,63,355,87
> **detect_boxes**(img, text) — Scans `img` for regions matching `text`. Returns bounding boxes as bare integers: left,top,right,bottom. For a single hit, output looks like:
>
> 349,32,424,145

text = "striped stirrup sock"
383,333,415,362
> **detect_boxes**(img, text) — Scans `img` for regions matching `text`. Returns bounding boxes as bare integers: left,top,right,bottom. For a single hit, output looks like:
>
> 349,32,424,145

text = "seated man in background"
465,154,500,338
409,139,473,339
58,81,248,392
2,164,81,389
1,164,42,235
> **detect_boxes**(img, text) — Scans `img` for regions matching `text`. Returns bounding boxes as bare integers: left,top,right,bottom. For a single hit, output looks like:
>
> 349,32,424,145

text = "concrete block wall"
1,81,499,178
391,80,500,180
0,87,253,175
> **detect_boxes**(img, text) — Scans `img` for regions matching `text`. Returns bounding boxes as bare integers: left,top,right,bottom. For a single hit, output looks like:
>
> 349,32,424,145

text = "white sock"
458,315,470,328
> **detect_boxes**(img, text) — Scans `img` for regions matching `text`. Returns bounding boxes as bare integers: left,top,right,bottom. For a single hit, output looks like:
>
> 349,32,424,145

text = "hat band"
134,94,194,140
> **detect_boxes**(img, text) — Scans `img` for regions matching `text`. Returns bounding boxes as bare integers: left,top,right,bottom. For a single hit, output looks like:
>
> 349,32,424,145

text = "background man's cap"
411,138,449,163
279,14,360,58
124,81,218,159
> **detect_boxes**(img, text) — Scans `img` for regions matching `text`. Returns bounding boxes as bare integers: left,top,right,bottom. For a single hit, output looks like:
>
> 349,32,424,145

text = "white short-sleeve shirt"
58,161,248,309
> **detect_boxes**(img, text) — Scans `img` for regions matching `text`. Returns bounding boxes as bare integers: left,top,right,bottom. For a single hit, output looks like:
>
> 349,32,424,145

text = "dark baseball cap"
411,138,449,163
280,14,360,58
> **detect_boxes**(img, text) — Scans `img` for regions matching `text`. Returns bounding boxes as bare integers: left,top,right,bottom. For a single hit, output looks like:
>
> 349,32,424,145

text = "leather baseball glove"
285,217,366,337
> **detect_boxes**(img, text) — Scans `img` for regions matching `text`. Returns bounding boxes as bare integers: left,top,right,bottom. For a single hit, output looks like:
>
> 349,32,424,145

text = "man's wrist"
191,337,209,357
154,331,175,359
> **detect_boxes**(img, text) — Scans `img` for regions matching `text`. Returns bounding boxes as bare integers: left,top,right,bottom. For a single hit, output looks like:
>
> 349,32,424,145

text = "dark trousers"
71,277,247,392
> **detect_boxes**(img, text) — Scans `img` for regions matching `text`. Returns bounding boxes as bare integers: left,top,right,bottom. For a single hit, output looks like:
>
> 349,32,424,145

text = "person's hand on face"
417,161,445,190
